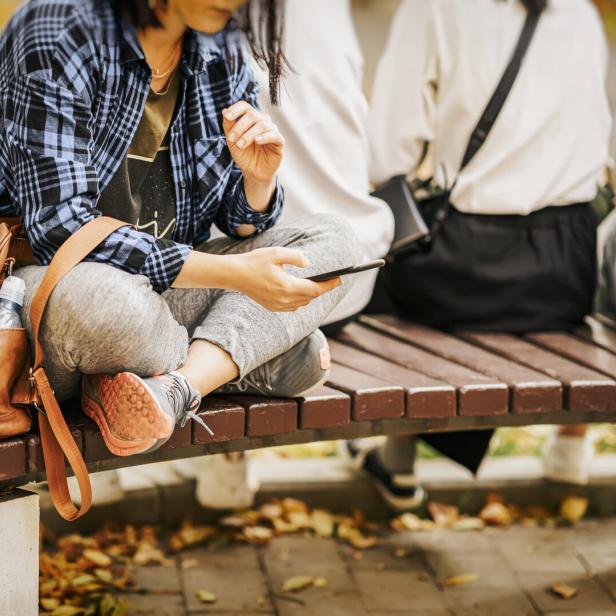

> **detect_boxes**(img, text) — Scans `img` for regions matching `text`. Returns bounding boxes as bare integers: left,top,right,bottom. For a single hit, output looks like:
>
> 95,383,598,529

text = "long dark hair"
520,0,548,14
111,0,286,104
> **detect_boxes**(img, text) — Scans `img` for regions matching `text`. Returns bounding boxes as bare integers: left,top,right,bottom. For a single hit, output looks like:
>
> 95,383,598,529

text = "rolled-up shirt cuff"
138,238,192,292
230,176,284,233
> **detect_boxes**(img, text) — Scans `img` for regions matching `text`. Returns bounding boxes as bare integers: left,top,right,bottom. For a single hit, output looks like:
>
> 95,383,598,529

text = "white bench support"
0,489,39,616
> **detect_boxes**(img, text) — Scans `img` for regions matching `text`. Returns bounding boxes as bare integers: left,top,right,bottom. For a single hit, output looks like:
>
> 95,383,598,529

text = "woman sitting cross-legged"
0,0,359,457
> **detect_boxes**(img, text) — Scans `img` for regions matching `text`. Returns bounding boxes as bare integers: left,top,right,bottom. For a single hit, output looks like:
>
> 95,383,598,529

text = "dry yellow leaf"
71,574,97,587
49,606,85,616
560,497,588,524
479,502,512,526
243,526,274,544
281,575,314,592
442,573,479,587
82,549,112,568
287,510,312,529
450,517,485,531
181,558,199,569
313,576,328,588
310,509,335,537
272,518,300,534
40,598,61,612
133,541,173,566
196,590,218,604
281,498,309,514
259,503,284,520
346,529,377,550
428,502,460,527
395,548,408,558
94,569,113,584
170,524,216,551
550,582,578,599
396,512,423,531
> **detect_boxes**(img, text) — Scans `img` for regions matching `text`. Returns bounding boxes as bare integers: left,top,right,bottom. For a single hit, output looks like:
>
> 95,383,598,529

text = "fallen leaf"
310,509,335,537
272,518,300,534
40,598,61,612
82,550,112,568
450,517,486,531
49,607,85,616
396,512,423,531
242,526,274,544
282,575,314,593
549,582,578,599
196,590,218,604
71,574,97,587
181,558,199,569
281,498,309,514
560,497,588,524
479,502,512,526
394,548,408,558
346,529,377,550
133,542,173,566
259,503,283,520
256,595,267,608
428,502,460,527
313,576,328,588
442,573,479,587
287,511,312,529
170,523,216,551
94,569,113,584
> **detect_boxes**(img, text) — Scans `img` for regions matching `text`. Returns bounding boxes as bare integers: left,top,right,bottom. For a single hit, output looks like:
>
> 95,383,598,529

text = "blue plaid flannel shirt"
0,0,283,291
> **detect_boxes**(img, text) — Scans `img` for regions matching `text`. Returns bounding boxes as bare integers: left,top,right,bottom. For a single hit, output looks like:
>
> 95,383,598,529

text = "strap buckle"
3,257,14,277
28,368,46,416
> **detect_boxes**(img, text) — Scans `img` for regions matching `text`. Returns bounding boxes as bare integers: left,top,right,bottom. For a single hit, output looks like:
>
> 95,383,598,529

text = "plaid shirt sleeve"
214,48,284,238
2,74,191,292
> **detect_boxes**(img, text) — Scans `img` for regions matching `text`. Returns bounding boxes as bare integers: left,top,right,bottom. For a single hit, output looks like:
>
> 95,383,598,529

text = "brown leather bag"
0,216,127,520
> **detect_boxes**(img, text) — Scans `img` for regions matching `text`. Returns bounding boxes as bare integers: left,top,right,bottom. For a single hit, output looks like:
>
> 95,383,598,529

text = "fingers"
222,100,252,123
272,247,309,269
236,121,283,150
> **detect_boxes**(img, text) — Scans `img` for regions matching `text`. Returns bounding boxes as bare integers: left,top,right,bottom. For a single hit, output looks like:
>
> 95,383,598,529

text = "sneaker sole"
82,373,174,457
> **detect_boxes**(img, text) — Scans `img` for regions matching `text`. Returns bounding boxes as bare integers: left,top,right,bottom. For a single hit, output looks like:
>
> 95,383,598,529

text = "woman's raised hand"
222,101,284,183
229,247,341,312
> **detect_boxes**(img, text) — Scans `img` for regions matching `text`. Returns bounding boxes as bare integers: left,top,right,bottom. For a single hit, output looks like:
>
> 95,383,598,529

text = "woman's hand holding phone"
228,247,341,312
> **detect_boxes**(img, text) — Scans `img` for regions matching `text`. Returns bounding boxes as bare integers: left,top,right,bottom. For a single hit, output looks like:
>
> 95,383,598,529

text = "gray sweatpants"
15,214,359,401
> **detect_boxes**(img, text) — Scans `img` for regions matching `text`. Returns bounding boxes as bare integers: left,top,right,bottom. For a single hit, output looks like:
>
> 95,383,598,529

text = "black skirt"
365,202,597,473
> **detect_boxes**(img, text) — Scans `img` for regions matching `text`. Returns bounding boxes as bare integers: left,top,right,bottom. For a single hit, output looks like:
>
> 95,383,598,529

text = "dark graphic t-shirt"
97,70,180,241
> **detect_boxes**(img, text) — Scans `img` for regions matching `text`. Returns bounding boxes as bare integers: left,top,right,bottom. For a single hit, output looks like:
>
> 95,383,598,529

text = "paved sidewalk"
121,519,616,616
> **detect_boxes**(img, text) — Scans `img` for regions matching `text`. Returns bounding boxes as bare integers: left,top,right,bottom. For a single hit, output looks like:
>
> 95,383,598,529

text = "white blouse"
369,0,613,215
255,0,394,322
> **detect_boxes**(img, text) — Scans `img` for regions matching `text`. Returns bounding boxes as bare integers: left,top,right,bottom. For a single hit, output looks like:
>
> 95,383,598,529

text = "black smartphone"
306,259,386,282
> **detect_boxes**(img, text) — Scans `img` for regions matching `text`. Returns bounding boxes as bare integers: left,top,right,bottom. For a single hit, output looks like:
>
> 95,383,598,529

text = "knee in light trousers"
15,214,360,400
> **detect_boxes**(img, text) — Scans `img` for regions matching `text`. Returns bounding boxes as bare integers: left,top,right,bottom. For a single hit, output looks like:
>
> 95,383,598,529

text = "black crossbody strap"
459,10,541,172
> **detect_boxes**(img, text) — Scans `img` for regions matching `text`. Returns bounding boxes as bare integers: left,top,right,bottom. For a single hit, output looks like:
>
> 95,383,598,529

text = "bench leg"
0,489,39,616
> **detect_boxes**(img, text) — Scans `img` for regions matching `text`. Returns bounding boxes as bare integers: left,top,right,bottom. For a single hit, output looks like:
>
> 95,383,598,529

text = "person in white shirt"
356,0,612,507
192,0,395,510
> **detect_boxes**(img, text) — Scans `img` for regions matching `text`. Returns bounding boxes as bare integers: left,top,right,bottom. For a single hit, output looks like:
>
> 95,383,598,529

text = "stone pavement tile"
490,527,586,575
271,588,369,616
180,544,272,613
341,542,426,572
518,573,616,613
263,536,356,591
132,564,182,594
442,586,536,616
123,594,185,616
425,552,518,587
385,529,494,555
544,612,616,616
353,570,448,612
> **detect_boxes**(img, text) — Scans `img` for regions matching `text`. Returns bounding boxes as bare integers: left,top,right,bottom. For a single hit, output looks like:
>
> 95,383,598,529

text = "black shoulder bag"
374,9,541,260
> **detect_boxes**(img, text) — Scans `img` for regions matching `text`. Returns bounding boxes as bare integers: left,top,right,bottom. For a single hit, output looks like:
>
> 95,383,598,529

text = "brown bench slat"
362,316,562,414
464,333,616,412
298,385,350,429
575,316,616,353
0,436,26,481
329,339,455,418
527,332,616,385
27,425,83,473
193,397,246,444
326,363,405,421
341,322,508,416
223,396,297,438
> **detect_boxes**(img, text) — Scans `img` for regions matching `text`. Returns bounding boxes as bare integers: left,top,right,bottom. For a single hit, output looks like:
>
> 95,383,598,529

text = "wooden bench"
3,313,616,489
4,313,616,613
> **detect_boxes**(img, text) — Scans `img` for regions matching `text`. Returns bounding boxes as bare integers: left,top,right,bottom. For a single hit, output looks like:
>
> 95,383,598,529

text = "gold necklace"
150,40,182,81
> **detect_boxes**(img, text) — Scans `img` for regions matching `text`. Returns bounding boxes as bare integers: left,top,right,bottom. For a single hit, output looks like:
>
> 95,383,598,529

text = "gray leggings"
15,214,359,401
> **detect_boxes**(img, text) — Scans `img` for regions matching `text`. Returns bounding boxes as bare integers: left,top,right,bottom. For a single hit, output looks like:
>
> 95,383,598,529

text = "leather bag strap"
29,217,128,520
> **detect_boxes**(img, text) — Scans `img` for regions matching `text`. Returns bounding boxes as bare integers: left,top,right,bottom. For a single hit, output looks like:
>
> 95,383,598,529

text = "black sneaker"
345,441,426,512
217,330,331,398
